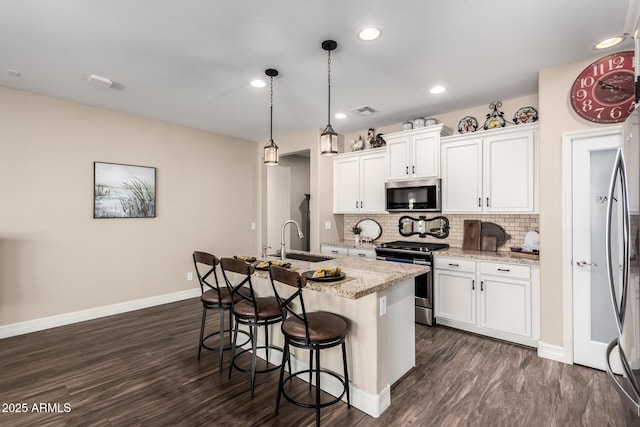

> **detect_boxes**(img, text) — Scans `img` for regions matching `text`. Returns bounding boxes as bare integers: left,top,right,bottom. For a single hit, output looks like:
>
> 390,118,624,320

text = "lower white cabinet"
434,256,539,347
321,245,376,260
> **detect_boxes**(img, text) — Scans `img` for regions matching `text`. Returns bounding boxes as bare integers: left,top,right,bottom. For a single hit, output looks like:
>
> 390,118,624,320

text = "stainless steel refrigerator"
605,106,640,423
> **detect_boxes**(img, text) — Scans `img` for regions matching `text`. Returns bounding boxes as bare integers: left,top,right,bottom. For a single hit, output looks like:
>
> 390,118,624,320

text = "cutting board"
481,235,498,252
462,220,481,250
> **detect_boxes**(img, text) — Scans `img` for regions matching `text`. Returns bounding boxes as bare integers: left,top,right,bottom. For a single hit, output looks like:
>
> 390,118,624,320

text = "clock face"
570,51,635,124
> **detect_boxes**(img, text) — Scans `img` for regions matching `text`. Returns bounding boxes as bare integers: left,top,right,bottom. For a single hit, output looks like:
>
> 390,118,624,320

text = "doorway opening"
266,150,311,252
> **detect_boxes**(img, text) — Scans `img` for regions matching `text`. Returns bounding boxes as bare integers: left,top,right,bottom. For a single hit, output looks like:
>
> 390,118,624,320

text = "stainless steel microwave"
385,178,441,212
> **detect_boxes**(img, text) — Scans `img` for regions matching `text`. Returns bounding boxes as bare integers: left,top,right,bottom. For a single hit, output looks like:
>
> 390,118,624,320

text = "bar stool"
220,257,284,397
192,251,249,370
268,265,350,427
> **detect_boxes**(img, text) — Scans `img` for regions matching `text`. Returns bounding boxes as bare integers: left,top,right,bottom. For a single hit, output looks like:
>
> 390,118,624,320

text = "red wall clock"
570,51,635,124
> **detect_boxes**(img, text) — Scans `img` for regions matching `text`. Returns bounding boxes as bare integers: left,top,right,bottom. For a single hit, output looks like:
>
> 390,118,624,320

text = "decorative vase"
354,235,360,246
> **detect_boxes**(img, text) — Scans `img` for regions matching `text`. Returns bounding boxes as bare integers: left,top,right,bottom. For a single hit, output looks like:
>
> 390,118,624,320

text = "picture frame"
94,162,156,218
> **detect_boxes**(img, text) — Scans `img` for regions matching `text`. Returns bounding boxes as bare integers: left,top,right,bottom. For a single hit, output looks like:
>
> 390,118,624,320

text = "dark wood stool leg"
308,349,313,390
265,324,270,364
342,341,350,408
218,309,225,371
198,306,207,360
275,339,289,415
250,324,257,397
228,317,239,380
315,346,321,427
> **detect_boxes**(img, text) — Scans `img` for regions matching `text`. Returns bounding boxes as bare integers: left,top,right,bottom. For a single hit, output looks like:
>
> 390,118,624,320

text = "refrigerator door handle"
605,148,630,335
606,338,640,417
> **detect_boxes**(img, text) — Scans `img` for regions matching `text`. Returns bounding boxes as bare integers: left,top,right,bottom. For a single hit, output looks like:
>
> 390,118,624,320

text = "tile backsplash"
344,213,539,252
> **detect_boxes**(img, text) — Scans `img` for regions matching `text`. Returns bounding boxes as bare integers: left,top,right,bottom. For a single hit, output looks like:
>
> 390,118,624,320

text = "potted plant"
352,225,362,245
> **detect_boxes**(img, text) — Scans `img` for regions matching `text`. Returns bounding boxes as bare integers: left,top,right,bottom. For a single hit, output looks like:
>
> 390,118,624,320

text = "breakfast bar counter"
242,252,428,418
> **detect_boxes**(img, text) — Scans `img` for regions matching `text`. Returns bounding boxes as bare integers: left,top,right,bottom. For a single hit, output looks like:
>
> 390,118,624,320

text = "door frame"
561,125,623,365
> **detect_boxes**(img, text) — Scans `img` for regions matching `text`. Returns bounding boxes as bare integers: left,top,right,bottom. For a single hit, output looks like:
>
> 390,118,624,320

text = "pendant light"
320,40,338,156
263,68,279,166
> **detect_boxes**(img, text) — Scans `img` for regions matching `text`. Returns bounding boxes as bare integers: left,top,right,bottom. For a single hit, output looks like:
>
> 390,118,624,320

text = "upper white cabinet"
333,149,386,214
441,123,538,213
385,125,451,181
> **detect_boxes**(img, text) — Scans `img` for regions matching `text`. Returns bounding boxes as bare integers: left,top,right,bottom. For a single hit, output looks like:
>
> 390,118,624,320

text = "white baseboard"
0,288,201,339
537,341,569,364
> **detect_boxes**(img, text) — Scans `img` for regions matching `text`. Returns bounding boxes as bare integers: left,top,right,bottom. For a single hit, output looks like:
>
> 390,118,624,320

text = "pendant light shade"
320,40,338,156
263,68,279,166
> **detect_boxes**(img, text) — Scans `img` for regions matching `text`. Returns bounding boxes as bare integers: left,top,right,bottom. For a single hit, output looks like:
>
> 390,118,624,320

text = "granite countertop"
435,247,540,266
252,251,428,300
321,241,539,265
321,240,378,250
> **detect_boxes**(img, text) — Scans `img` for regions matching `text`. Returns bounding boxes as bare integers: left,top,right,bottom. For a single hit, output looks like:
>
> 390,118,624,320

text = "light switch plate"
324,221,332,230
379,296,387,316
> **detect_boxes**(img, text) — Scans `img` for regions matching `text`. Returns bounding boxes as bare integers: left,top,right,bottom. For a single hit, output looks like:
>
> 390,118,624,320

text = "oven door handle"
383,256,415,264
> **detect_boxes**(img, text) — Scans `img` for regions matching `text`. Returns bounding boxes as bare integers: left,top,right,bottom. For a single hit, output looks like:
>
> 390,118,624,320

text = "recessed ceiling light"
251,79,266,88
430,86,446,94
358,26,381,41
335,113,347,119
593,35,627,50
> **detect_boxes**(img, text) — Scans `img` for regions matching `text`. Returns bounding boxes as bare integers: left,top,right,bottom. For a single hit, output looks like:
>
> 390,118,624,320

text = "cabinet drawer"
434,256,476,273
348,248,376,259
321,246,348,256
480,261,530,280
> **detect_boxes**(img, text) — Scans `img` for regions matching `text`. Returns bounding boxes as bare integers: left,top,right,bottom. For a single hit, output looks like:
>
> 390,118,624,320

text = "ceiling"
0,0,632,143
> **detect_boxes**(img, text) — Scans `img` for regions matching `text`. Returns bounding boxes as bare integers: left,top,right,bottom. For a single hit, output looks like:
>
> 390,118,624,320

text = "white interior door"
572,132,622,371
267,166,291,253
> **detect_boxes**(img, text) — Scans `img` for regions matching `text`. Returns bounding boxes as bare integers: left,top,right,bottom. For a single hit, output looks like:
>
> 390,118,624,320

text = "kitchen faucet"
261,245,271,259
280,219,304,261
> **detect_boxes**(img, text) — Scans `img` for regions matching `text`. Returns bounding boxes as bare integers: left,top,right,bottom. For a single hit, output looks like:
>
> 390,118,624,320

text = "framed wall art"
94,162,156,218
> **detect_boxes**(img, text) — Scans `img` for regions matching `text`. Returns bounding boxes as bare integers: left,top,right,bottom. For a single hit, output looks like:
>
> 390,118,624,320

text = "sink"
270,252,334,263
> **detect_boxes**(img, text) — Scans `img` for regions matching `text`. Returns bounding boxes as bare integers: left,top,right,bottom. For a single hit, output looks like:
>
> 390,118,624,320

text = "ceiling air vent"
350,105,376,116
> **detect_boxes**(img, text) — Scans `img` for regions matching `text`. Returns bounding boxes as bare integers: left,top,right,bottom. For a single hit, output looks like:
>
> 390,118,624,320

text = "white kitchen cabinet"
385,125,450,181
321,245,375,260
434,263,477,327
333,149,386,214
434,255,539,347
441,123,538,213
321,245,348,257
348,247,376,259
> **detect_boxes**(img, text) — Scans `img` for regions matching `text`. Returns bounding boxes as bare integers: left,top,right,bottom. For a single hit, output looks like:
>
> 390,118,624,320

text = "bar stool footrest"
201,329,250,352
232,345,284,374
281,369,347,409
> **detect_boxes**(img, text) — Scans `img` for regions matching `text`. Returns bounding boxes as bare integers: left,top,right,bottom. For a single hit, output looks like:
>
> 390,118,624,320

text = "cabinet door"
333,157,360,213
478,277,531,338
386,137,411,181
484,130,535,212
348,248,376,259
434,270,476,325
441,139,483,212
412,131,440,178
321,245,348,256
360,153,386,213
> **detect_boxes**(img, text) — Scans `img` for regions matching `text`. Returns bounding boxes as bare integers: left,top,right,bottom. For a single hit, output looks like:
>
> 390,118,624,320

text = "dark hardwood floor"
0,298,634,426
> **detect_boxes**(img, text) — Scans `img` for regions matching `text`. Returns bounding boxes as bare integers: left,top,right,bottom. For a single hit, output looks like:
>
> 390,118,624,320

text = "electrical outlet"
187,272,193,281
379,296,387,316
325,221,332,230
251,222,256,230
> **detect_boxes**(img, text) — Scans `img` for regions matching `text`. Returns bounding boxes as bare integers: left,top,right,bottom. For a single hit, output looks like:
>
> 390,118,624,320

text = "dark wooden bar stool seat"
220,257,285,397
269,266,350,427
192,251,249,370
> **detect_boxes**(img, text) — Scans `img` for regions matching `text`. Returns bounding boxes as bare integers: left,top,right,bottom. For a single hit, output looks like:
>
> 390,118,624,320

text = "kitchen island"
242,252,428,418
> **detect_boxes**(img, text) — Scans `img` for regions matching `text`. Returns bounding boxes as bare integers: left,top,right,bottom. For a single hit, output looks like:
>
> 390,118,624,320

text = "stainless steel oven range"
375,241,449,326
